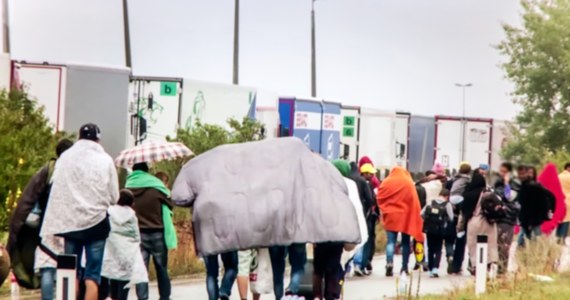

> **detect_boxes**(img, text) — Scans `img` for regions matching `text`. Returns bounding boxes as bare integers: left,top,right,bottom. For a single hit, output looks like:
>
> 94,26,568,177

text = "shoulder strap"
38,243,57,260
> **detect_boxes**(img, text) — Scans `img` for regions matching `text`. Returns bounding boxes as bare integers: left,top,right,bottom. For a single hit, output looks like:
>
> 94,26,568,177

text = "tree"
498,0,570,165
153,117,264,187
0,89,67,230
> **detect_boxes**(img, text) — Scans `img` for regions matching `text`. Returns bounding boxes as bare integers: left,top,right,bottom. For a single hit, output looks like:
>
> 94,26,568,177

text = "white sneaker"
354,265,366,276
430,268,439,278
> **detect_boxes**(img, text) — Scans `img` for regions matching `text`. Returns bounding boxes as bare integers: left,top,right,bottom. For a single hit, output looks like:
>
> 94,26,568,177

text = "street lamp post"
122,0,132,68
455,83,472,119
311,0,317,98
2,0,10,54
233,0,239,85
455,83,473,162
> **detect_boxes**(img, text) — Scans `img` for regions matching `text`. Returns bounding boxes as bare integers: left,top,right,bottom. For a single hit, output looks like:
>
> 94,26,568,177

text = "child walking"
422,189,454,278
100,189,148,300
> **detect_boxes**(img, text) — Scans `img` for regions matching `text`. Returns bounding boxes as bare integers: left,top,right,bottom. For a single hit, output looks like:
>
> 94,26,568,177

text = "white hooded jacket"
101,205,148,284
341,178,369,268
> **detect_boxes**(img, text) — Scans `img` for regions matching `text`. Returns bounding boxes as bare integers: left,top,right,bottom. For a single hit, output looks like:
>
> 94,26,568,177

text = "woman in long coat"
466,173,499,274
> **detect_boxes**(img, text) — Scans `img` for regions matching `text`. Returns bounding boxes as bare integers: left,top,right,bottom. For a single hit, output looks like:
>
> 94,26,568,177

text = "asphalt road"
131,254,472,300
131,238,570,300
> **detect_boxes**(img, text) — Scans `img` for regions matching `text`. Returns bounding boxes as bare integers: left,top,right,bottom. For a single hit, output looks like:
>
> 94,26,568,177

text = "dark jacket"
519,180,551,228
494,178,521,226
461,172,487,224
415,183,427,209
349,163,375,215
7,162,51,254
7,160,55,289
130,187,174,231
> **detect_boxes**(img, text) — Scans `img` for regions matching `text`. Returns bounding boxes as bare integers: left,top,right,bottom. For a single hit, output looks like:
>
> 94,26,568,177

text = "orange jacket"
377,166,424,242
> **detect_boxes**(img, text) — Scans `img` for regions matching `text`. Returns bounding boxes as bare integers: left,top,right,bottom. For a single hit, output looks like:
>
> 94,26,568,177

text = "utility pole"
2,0,10,53
311,0,317,97
233,0,239,85
455,82,473,162
122,0,132,68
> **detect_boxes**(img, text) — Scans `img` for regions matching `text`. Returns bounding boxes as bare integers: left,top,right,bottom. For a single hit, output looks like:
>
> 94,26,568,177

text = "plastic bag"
24,203,42,229
249,248,273,295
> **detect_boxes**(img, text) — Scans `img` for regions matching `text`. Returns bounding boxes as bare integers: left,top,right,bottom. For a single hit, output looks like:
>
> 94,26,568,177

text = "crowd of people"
6,122,570,300
412,161,569,278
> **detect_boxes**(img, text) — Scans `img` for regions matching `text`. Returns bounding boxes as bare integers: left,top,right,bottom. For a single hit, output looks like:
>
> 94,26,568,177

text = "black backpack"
423,201,449,236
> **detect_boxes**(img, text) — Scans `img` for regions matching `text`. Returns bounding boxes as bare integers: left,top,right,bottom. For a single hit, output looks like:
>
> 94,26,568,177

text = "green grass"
421,273,570,300
420,237,568,300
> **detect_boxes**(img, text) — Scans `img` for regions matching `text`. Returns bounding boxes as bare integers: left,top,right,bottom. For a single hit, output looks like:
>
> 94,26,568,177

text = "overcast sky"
7,0,522,120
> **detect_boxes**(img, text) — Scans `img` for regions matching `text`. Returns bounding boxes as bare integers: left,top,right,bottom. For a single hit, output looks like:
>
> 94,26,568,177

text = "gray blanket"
172,137,361,255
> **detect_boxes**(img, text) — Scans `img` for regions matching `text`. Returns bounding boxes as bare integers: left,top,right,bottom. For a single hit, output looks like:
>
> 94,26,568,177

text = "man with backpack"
422,189,454,278
7,139,74,299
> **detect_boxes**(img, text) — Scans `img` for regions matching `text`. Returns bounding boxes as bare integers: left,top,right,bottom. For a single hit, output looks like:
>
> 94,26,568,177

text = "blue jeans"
269,244,307,299
354,216,376,269
556,222,570,243
64,238,106,284
386,231,410,272
518,225,542,247
445,236,455,259
353,247,365,268
204,251,238,300
136,231,171,300
40,268,56,300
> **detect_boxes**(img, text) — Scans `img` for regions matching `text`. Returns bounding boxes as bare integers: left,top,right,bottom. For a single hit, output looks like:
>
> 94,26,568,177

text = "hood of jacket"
108,205,137,228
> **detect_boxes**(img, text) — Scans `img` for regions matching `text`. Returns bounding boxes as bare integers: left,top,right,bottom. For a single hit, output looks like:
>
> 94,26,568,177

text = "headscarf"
358,156,374,169
359,156,380,189
332,160,351,178
539,163,567,235
376,166,424,242
432,162,445,176
461,172,486,222
125,170,171,197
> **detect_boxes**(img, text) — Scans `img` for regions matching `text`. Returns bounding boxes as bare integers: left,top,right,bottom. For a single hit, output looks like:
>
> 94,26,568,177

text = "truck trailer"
180,79,256,133
256,106,280,139
358,108,397,169
278,98,341,160
491,119,510,171
15,62,131,158
395,112,411,168
340,105,360,162
128,77,183,145
408,115,436,174
434,116,492,172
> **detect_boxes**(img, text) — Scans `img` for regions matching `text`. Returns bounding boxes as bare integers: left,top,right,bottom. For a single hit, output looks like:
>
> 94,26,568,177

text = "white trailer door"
435,119,462,171
359,109,396,168
18,64,66,131
465,120,492,168
394,114,410,167
256,107,280,139
491,120,509,171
